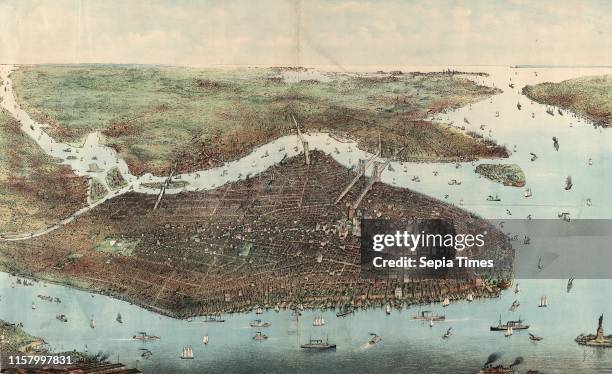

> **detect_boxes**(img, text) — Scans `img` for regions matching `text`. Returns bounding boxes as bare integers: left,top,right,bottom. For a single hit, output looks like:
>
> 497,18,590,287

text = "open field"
12,66,507,175
0,152,512,317
523,74,612,126
0,110,87,234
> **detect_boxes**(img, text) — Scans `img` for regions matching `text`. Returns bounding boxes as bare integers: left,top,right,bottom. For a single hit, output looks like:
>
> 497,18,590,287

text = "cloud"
0,0,610,66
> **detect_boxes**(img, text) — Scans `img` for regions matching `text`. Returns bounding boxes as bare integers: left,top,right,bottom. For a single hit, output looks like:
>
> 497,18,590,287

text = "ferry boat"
132,332,160,341
313,316,325,326
413,310,445,321
204,315,225,323
300,336,336,350
538,296,548,308
253,331,268,341
490,316,529,331
250,319,271,328
180,346,194,359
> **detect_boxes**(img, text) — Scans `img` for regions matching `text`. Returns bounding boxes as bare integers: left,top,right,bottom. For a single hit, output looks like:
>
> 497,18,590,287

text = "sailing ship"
587,198,592,207
250,319,271,328
546,107,555,116
313,316,326,326
509,83,515,89
385,304,392,314
567,277,574,293
466,293,474,302
442,298,450,307
487,194,501,202
253,331,268,341
132,332,160,341
116,313,122,324
413,310,445,321
255,307,264,314
336,306,353,318
429,319,434,328
538,295,548,308
565,176,573,190
558,109,563,116
509,300,520,312
537,256,543,270
202,335,209,345
368,333,381,345
524,188,532,198
180,346,194,359
490,316,529,331
516,102,522,110
300,336,336,350
442,327,452,339
530,152,538,161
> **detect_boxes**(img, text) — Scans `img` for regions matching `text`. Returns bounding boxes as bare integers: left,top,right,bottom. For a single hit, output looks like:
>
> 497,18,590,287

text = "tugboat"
478,355,523,373
565,176,573,190
313,316,325,327
180,346,194,359
250,319,271,328
368,333,381,345
132,331,160,341
490,316,529,331
300,336,336,350
253,331,268,341
538,296,548,308
413,310,445,321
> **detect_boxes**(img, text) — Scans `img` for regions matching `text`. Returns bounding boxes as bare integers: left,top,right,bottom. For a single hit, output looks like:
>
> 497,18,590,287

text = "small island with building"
475,163,526,187
575,314,612,347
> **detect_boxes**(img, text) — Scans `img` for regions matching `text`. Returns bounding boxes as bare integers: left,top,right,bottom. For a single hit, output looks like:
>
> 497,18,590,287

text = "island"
523,75,612,127
575,314,612,347
475,163,526,187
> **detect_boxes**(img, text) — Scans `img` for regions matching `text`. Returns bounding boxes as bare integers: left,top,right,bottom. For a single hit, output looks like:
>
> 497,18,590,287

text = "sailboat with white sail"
442,297,450,307
504,326,513,337
313,316,326,326
202,335,209,345
466,293,474,302
538,296,548,308
181,346,194,359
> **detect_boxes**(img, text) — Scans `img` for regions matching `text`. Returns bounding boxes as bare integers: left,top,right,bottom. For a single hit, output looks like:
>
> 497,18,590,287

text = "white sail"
203,335,209,344
467,293,473,302
429,319,434,327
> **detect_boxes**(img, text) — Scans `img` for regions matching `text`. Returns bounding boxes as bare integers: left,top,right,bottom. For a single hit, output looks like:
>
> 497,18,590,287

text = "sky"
0,0,610,67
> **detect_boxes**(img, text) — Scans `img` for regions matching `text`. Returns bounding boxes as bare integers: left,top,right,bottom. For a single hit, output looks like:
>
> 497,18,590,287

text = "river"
1,65,612,373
